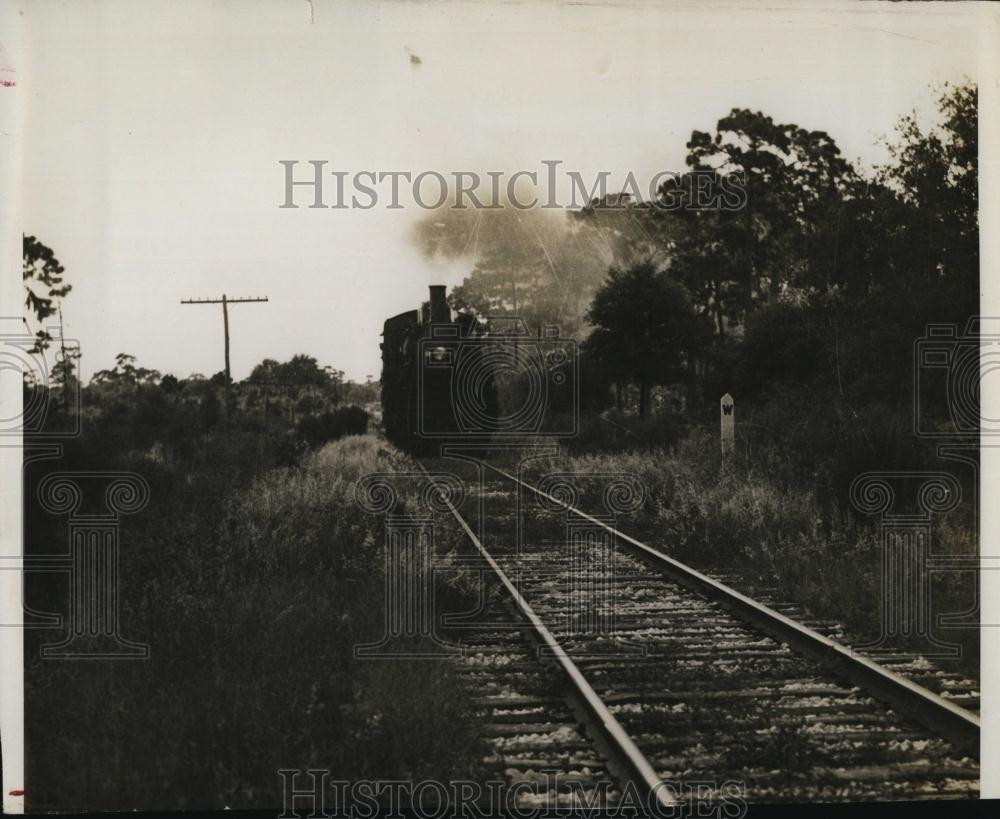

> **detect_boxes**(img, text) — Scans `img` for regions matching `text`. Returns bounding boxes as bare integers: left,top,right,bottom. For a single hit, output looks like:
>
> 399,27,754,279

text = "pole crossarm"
179,294,269,389
180,297,269,304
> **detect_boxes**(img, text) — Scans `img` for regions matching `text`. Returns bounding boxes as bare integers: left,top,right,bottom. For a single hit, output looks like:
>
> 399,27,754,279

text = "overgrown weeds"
26,434,486,811
520,428,978,677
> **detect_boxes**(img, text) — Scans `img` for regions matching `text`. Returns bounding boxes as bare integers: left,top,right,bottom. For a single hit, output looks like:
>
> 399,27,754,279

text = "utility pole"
180,294,269,385
57,304,69,412
181,294,268,417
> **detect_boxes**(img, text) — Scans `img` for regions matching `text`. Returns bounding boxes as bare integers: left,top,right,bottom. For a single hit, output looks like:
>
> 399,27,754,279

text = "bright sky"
13,0,994,381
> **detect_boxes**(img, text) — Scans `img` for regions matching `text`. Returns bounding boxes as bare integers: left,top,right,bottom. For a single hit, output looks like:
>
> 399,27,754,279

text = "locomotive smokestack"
428,285,451,323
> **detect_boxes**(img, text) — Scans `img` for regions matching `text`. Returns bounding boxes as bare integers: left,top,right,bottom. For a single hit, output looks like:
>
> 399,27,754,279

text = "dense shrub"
559,409,686,455
295,405,369,449
26,435,485,811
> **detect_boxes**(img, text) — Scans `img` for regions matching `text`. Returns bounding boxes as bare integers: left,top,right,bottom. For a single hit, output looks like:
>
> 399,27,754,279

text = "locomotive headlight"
427,346,451,364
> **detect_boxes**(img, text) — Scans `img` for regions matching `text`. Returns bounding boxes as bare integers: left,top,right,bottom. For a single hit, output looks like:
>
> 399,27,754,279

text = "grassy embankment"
518,428,978,678
27,433,486,811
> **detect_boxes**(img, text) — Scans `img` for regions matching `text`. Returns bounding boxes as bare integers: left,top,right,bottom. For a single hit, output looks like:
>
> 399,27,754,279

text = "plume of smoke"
409,177,633,336
407,172,676,341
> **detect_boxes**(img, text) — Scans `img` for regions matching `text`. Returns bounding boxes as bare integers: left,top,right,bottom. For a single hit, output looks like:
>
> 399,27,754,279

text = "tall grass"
26,434,486,811
521,428,978,675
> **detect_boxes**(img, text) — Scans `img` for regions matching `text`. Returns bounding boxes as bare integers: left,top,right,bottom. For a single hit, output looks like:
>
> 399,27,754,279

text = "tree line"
581,83,976,421
426,82,974,395
425,82,977,497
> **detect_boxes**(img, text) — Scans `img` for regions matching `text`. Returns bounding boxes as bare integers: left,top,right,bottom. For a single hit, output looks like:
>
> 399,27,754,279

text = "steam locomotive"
380,285,498,451
381,285,577,451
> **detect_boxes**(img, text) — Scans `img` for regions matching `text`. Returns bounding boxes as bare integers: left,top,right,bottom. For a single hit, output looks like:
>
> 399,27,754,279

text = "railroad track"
419,455,980,806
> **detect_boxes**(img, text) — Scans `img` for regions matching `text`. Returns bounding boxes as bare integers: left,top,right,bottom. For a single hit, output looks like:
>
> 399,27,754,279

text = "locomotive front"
380,285,490,451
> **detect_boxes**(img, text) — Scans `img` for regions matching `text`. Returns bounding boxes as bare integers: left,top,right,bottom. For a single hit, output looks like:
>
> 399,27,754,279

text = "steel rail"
418,465,677,809
482,461,981,758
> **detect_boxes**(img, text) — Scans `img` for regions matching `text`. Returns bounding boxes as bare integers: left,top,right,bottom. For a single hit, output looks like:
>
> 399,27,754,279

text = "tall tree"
91,353,161,387
571,193,671,270
23,235,72,352
585,262,710,418
662,110,856,333
876,81,978,320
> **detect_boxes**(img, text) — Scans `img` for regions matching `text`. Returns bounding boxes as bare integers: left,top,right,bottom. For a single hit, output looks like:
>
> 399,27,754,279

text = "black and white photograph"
1,0,997,816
